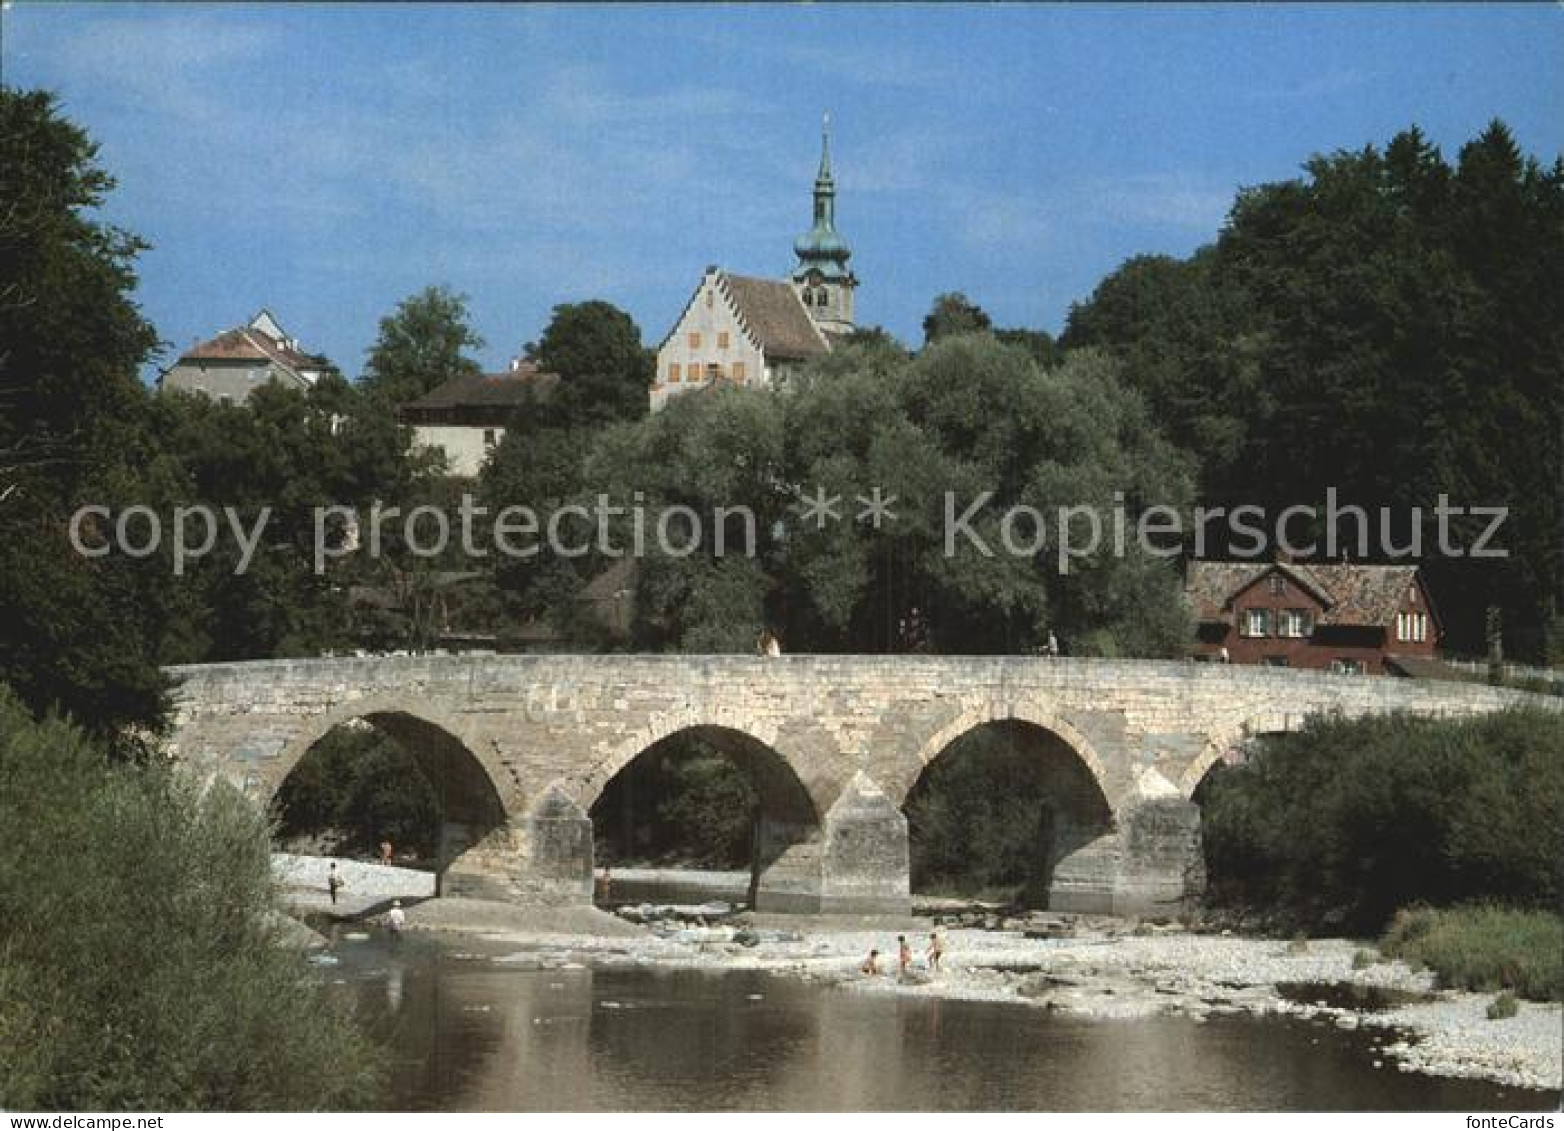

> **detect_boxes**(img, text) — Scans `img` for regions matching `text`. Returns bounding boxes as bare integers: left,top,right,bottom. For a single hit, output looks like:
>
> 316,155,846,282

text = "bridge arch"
266,696,522,815
267,699,520,893
585,719,825,911
586,706,830,817
903,709,1118,909
1178,710,1311,798
904,702,1113,809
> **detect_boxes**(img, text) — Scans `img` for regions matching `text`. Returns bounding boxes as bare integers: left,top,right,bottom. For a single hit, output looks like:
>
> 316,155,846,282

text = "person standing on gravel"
928,932,944,974
327,861,343,906
897,935,912,976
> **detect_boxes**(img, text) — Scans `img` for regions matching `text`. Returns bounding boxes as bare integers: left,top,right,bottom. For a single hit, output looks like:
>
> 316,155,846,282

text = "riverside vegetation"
0,689,386,1109
1198,707,1563,1002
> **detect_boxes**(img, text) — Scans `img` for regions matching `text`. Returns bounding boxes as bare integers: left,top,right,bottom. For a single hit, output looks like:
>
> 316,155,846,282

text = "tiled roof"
180,328,323,376
401,363,558,414
721,273,831,361
1184,560,1426,628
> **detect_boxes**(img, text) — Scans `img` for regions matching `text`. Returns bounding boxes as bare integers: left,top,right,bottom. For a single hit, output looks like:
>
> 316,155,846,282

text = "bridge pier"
1048,771,1205,917
444,787,595,905
749,815,824,913
746,774,912,915
817,772,911,916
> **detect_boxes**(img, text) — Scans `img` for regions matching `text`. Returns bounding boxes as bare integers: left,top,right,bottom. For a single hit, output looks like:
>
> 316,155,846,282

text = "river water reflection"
330,935,1554,1111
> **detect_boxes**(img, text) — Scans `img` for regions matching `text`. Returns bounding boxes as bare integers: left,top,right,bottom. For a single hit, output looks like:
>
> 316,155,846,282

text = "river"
321,934,1554,1111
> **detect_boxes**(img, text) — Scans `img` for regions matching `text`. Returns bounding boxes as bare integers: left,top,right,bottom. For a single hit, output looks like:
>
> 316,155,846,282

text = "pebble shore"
402,900,1563,1096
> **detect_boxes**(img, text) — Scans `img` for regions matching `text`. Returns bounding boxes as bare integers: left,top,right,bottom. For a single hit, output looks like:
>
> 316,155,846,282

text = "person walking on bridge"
327,861,344,906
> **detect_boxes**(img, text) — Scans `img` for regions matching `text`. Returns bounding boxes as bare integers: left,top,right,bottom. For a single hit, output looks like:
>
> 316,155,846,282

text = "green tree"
537,332,1193,657
1199,707,1564,932
782,338,1194,655
150,374,437,661
271,724,441,858
528,300,652,426
995,327,1062,368
0,88,178,742
361,285,483,404
921,291,993,344
1063,122,1564,658
585,383,788,651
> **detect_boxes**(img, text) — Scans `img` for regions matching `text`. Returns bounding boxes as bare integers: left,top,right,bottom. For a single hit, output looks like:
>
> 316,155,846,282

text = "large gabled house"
158,310,330,404
650,268,832,411
1185,559,1442,675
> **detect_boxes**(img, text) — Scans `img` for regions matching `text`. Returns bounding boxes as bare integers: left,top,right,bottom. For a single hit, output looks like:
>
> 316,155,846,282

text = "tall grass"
1381,906,1563,1001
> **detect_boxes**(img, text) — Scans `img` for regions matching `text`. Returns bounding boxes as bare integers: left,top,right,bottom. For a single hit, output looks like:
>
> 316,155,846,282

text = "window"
1396,612,1428,643
705,290,713,308
1279,609,1312,638
718,331,730,350
483,429,497,447
732,361,746,382
1270,575,1285,595
688,332,701,348
707,363,722,382
669,363,681,383
1330,659,1366,675
1241,608,1272,637
1265,656,1289,668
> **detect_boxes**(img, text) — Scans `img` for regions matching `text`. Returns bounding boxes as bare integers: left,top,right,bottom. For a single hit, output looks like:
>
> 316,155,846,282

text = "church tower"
791,114,857,336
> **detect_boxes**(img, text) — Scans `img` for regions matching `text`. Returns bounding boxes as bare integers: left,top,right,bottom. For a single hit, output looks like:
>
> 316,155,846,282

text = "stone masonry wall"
165,655,1554,914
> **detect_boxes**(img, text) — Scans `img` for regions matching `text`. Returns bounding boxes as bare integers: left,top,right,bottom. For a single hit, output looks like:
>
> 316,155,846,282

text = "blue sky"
5,3,1561,380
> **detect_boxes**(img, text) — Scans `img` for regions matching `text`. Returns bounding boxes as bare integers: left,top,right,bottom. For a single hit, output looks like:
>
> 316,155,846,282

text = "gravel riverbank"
398,900,1562,1096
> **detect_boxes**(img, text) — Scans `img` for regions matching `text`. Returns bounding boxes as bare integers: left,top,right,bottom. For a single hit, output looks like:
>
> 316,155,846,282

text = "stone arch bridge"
165,655,1547,916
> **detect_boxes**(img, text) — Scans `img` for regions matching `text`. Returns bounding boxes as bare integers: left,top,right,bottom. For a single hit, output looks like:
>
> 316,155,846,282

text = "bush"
1381,906,1563,1001
1487,991,1519,1019
1198,706,1564,932
0,688,386,1109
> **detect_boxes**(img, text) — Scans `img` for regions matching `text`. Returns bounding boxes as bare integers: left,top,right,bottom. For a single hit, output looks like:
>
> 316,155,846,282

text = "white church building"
651,119,858,412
